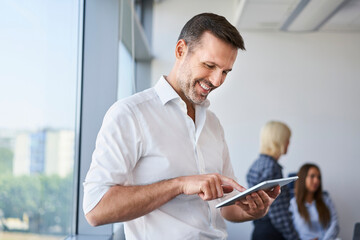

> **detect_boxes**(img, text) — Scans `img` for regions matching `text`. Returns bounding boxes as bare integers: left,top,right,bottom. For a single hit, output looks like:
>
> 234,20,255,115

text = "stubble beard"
178,64,207,105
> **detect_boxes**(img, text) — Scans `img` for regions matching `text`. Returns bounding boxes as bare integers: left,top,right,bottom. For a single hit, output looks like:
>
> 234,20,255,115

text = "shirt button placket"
196,141,206,174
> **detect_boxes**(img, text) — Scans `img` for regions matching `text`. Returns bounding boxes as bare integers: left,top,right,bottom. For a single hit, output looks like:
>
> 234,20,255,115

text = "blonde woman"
247,121,300,240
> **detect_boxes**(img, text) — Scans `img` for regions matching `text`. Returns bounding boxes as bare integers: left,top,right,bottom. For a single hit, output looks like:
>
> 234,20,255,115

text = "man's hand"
179,173,245,200
221,185,281,222
235,186,281,219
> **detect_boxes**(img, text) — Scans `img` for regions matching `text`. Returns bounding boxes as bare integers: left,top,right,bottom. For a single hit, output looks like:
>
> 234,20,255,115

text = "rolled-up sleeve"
83,102,143,214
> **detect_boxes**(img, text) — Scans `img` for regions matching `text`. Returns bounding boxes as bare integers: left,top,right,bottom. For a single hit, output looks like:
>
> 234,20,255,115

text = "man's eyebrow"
204,61,232,72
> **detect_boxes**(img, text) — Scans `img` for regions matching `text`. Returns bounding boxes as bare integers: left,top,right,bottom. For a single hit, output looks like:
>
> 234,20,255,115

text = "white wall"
152,1,360,240
210,31,360,240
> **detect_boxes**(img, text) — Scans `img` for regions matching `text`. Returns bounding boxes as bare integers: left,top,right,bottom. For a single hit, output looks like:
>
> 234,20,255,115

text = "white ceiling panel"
236,0,301,30
321,0,360,31
287,0,346,31
235,0,360,32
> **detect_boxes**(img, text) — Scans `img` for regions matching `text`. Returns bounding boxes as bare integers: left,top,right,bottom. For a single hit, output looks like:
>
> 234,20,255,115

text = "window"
118,42,135,99
0,1,82,239
0,1,153,239
118,0,152,100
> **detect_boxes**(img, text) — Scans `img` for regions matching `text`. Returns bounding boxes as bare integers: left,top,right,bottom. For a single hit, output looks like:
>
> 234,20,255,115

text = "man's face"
176,32,238,105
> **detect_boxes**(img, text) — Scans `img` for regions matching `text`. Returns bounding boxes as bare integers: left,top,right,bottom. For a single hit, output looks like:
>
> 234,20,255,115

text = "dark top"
247,154,300,240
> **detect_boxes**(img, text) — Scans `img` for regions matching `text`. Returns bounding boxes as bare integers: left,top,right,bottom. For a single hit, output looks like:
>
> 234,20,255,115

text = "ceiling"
234,0,360,32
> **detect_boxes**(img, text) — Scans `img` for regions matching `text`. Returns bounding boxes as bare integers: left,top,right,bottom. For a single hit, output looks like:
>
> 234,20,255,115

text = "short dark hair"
178,13,245,52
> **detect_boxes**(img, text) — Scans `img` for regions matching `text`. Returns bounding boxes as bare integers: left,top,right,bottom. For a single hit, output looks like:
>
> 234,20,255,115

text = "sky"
0,0,80,130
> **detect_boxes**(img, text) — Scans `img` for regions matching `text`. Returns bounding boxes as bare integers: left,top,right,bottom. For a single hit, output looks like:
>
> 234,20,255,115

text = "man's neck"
164,74,196,122
186,103,195,122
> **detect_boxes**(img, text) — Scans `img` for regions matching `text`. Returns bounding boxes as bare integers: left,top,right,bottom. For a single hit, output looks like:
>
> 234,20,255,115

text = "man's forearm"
85,173,246,226
85,178,182,226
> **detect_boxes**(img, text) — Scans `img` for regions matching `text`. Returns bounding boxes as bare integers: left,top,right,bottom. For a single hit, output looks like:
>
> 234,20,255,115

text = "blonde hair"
260,121,291,159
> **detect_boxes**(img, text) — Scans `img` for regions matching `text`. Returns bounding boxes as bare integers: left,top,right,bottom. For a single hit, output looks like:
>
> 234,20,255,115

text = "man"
83,13,281,239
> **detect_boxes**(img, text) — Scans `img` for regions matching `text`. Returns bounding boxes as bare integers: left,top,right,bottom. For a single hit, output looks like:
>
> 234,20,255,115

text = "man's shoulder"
106,88,159,118
111,88,157,109
205,109,221,124
206,109,220,122
121,88,157,106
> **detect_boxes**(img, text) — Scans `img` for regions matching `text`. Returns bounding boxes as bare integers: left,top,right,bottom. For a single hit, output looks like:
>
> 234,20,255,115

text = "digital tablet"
216,176,298,208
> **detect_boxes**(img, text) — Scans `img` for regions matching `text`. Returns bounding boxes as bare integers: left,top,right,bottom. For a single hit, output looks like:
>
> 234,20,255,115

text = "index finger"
218,175,246,192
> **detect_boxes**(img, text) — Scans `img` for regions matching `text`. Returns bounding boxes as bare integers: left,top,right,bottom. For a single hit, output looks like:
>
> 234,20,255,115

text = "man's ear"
175,39,187,59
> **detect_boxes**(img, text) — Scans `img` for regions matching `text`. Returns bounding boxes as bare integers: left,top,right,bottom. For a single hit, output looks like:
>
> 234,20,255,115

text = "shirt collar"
154,76,180,105
154,75,210,108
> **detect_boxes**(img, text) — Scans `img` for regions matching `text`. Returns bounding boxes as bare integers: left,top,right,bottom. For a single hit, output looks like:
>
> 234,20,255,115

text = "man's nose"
209,70,224,87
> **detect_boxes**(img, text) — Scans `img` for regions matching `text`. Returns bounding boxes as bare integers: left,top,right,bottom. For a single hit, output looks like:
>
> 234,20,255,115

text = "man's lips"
197,81,214,96
199,81,210,91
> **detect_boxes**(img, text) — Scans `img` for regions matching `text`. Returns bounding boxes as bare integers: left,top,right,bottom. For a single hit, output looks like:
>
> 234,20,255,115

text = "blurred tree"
37,174,73,233
0,147,13,174
0,174,73,235
0,175,41,219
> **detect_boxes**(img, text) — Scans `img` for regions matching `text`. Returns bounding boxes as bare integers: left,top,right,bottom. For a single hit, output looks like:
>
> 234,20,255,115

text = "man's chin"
186,92,208,105
192,96,207,105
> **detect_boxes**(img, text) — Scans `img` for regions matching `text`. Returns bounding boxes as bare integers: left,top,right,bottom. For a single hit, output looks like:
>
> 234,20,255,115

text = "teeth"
199,82,210,91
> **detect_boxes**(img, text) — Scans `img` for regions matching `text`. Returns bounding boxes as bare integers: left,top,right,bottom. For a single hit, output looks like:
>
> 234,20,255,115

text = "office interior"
152,2,360,239
0,0,359,240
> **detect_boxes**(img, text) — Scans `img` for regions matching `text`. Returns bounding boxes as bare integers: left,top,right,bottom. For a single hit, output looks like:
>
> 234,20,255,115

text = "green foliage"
0,147,13,174
0,174,74,235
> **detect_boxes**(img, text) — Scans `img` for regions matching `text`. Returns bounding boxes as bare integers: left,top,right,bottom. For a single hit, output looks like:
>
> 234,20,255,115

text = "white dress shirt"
83,76,236,240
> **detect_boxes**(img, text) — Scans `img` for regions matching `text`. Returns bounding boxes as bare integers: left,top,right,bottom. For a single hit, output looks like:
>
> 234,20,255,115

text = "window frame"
70,0,153,239
75,0,120,237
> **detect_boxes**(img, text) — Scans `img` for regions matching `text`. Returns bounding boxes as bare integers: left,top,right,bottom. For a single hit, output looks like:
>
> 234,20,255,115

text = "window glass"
118,0,136,100
0,1,81,239
118,42,135,99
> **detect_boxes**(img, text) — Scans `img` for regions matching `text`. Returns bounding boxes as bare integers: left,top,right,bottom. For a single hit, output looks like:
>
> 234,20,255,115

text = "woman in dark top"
247,121,300,240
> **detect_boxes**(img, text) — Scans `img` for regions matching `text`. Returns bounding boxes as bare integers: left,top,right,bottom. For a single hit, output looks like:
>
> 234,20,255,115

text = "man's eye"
205,64,215,69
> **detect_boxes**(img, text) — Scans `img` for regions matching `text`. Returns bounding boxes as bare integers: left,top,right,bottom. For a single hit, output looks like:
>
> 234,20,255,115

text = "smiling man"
168,30,238,121
83,13,280,239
